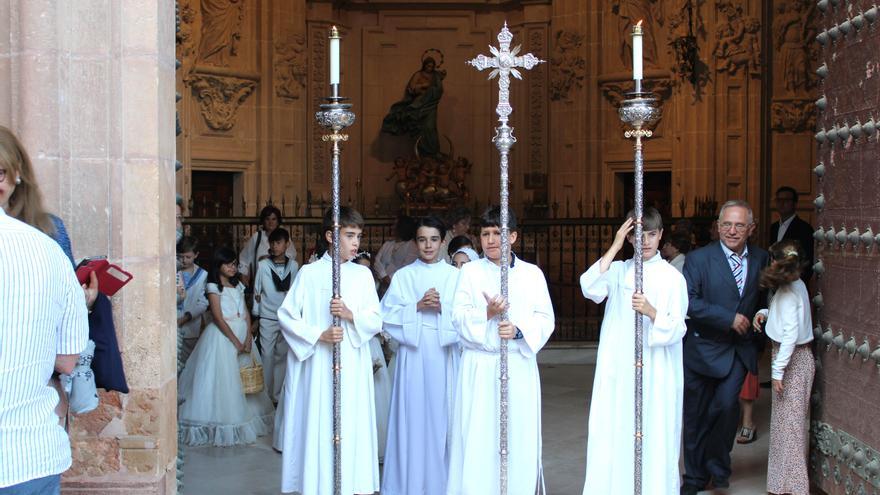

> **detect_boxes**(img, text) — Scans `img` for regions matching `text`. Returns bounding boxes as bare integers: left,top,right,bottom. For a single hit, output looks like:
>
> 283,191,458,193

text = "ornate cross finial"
468,22,545,126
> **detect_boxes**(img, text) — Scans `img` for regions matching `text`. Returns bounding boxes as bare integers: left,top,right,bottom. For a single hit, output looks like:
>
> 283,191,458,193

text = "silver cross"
468,22,544,128
467,22,543,495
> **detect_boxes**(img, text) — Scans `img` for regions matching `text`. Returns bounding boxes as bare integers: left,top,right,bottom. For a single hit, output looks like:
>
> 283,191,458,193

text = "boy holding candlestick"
579,208,688,494
277,207,382,495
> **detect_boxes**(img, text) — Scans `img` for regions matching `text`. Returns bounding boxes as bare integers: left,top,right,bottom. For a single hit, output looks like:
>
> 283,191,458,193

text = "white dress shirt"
0,209,89,487
776,214,796,242
756,279,813,380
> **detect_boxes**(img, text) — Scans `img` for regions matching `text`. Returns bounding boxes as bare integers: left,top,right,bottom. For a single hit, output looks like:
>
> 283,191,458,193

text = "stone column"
1,1,178,493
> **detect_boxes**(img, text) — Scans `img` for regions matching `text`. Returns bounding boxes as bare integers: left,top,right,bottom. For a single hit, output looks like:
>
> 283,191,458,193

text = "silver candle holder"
314,25,356,495
618,89,660,495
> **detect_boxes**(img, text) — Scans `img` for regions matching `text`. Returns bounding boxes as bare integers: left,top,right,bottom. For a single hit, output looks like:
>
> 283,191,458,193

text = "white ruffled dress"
178,282,274,446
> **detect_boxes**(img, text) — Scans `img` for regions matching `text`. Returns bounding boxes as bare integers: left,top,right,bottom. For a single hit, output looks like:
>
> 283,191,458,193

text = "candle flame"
330,25,340,38
636,20,643,27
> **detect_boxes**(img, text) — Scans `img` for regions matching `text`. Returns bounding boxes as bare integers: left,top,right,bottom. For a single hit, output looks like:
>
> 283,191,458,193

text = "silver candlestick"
618,86,660,495
314,25,355,495
468,22,543,495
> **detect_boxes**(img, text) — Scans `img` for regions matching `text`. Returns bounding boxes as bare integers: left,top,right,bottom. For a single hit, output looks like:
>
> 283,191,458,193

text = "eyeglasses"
0,168,6,183
719,222,751,232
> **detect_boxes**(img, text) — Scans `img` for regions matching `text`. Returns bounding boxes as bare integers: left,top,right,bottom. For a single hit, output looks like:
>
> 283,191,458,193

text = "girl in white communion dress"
178,246,274,447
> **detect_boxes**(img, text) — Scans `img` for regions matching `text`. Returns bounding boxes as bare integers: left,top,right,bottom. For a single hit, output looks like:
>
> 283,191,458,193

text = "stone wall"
0,1,178,493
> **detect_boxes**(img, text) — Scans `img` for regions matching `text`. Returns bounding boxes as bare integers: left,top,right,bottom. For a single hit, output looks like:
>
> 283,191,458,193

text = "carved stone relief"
549,30,586,101
176,1,198,69
197,0,245,67
612,0,664,69
770,99,816,132
274,31,307,100
308,24,329,187
773,0,818,93
714,1,761,76
528,27,548,172
184,74,256,131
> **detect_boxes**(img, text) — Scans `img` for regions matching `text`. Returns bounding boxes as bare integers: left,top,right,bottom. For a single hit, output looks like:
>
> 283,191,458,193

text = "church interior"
1,0,877,494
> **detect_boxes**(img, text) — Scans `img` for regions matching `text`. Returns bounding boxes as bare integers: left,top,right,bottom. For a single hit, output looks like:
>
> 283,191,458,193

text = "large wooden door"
810,5,880,494
189,171,238,264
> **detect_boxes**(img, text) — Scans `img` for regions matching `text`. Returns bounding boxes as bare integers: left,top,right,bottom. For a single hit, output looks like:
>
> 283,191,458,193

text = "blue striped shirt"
0,208,88,488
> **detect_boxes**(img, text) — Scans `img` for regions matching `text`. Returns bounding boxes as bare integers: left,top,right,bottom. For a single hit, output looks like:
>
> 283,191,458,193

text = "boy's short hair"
322,206,365,235
626,207,663,232
269,227,291,243
416,215,447,240
479,205,518,231
667,231,691,254
176,235,199,254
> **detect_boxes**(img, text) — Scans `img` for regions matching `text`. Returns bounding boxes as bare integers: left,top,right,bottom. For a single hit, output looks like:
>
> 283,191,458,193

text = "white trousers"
258,319,288,403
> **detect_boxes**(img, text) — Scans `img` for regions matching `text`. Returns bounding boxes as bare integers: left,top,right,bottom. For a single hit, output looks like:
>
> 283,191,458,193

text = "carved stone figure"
773,0,816,93
176,1,198,68
274,32,307,100
770,100,816,132
612,0,663,69
197,0,245,67
550,30,587,101
185,74,256,130
381,52,447,157
714,1,761,76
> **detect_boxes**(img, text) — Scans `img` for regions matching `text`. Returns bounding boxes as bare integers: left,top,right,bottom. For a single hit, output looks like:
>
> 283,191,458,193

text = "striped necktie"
730,252,744,296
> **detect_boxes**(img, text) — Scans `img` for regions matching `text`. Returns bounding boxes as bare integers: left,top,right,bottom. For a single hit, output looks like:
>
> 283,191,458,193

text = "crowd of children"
176,201,814,495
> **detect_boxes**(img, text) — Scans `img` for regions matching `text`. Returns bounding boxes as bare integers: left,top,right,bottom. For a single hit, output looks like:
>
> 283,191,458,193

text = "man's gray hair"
717,199,754,224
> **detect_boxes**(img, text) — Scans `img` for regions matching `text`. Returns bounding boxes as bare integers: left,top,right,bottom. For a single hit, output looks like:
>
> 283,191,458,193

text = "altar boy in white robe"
381,215,461,495
447,206,555,495
580,207,688,495
277,207,382,495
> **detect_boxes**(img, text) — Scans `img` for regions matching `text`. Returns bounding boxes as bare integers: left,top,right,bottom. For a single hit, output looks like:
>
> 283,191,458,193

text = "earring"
14,176,21,185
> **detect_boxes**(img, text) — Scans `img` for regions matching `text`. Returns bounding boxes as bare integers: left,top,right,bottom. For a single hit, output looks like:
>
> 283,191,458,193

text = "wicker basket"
240,356,264,394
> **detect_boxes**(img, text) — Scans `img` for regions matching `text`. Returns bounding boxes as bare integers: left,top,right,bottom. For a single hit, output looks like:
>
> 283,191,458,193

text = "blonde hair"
0,126,55,235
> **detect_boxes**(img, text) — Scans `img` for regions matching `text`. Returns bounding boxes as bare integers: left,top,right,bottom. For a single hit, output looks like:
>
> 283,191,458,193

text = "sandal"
736,426,757,444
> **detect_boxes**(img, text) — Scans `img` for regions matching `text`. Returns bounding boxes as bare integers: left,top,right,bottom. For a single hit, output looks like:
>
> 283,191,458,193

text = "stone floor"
184,359,775,495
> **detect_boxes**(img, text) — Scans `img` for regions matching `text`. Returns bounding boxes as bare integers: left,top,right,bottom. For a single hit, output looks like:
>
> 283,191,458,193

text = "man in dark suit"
680,200,769,495
770,186,814,281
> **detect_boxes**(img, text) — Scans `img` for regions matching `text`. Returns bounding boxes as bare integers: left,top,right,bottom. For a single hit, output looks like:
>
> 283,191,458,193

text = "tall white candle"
632,20,643,81
329,26,340,85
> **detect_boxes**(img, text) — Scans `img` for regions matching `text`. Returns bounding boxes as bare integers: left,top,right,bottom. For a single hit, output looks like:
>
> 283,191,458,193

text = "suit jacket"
771,214,814,281
682,241,769,378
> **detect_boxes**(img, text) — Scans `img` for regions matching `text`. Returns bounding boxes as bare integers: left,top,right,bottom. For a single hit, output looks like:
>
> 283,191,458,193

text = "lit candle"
329,26,340,86
632,20,643,81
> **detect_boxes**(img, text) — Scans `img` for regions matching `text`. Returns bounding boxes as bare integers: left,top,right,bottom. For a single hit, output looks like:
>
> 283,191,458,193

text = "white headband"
453,247,479,262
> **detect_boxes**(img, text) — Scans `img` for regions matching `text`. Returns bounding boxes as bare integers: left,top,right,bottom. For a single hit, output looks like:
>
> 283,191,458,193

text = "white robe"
380,259,461,495
447,257,554,495
580,254,688,495
277,254,382,495
370,335,392,462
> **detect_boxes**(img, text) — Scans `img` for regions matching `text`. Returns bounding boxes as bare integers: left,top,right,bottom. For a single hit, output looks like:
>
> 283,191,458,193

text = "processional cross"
467,23,544,495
